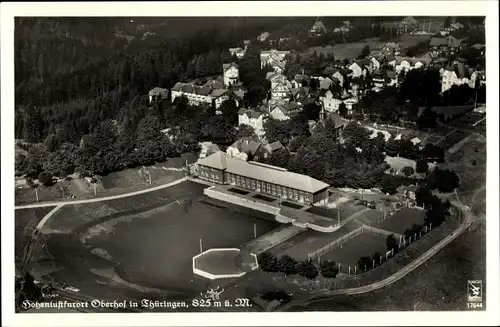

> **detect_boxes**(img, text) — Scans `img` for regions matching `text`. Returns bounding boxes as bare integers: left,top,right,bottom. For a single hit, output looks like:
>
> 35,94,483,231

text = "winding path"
15,177,188,210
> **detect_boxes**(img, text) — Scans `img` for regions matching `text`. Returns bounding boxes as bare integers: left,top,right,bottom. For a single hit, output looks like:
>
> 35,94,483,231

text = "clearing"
298,35,431,59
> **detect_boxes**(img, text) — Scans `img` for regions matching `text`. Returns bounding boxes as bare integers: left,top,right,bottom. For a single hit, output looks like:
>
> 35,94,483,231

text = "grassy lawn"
298,35,431,60
15,182,73,205
444,135,486,194
15,164,186,206
45,181,207,233
437,130,470,151
82,198,278,292
355,209,386,226
377,207,426,235
319,232,387,268
15,207,55,261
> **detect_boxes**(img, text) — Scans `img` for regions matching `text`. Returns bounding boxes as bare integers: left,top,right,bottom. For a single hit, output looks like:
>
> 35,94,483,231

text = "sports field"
269,221,361,260
319,232,387,268
80,194,278,292
377,207,426,235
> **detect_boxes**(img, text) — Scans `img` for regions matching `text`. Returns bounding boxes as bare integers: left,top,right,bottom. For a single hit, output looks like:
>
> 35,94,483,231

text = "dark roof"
223,62,239,71
386,70,397,79
323,66,338,75
429,36,462,47
386,55,396,62
230,137,263,157
171,82,185,92
268,141,283,151
210,88,228,98
197,86,213,96
238,108,266,119
204,79,225,89
284,102,300,111
326,112,347,128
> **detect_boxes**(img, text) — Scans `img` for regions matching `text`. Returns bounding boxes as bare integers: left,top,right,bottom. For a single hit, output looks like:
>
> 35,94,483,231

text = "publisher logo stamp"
467,280,482,303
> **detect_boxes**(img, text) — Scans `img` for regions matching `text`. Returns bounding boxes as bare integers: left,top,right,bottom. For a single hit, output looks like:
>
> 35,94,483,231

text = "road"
15,177,188,210
278,200,472,311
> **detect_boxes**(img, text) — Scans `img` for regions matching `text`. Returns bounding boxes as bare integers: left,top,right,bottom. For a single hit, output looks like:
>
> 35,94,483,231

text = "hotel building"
197,151,329,205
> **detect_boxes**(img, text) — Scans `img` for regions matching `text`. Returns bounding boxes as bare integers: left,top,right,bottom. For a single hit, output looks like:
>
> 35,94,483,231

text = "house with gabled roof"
310,19,327,35
318,87,345,113
260,49,290,74
440,63,478,93
290,86,311,104
223,62,239,87
257,32,271,42
229,47,246,59
227,136,268,162
238,107,269,135
380,42,401,57
271,79,292,100
429,35,463,55
270,102,301,121
319,77,334,90
349,61,369,78
170,82,234,109
369,56,381,72
148,87,168,104
332,69,351,87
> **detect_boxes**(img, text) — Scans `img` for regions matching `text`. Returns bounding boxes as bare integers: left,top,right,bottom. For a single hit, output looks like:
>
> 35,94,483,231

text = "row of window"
226,173,311,204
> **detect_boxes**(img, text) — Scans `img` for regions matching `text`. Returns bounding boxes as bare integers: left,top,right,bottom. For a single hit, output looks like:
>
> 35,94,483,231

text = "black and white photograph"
1,1,499,326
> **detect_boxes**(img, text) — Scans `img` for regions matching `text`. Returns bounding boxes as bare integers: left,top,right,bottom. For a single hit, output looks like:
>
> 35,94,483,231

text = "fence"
329,223,436,276
362,224,403,240
307,227,364,260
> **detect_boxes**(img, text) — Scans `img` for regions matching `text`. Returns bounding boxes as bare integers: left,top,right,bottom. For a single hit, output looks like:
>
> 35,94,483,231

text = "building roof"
210,88,229,98
326,112,347,128
201,86,215,96
149,87,167,95
382,42,401,50
204,79,225,90
429,36,462,47
197,151,227,170
238,108,266,119
171,82,185,92
323,66,338,75
229,137,263,157
472,43,485,49
386,70,397,79
268,141,283,152
226,157,329,193
223,62,239,70
402,16,418,26
283,102,300,112
319,77,334,90
311,20,327,33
